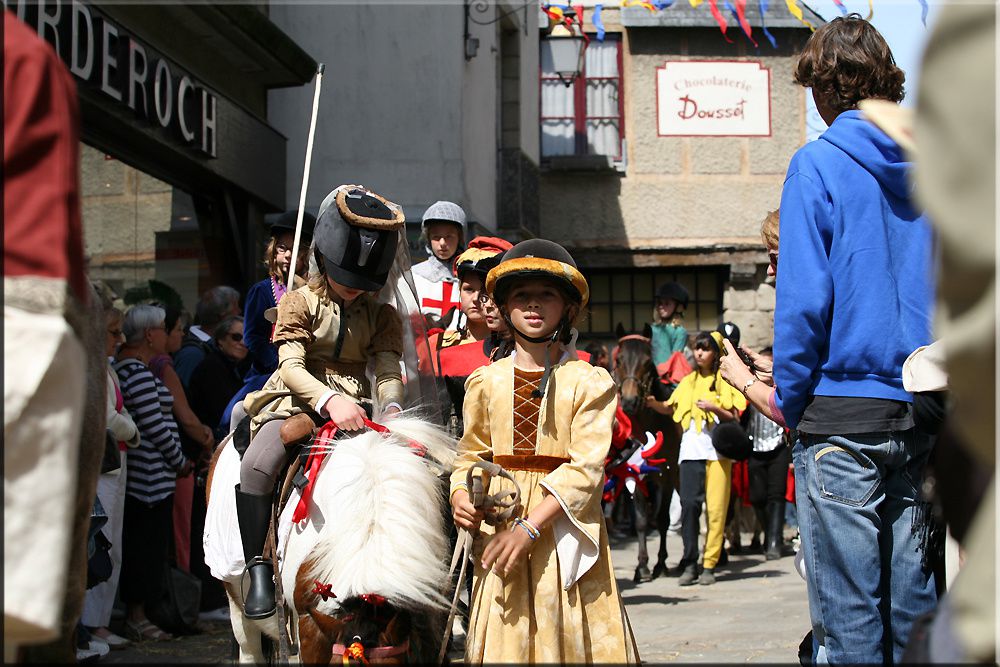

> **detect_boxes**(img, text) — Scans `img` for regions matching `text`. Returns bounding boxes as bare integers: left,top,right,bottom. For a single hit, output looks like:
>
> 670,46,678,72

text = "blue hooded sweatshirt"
773,110,934,429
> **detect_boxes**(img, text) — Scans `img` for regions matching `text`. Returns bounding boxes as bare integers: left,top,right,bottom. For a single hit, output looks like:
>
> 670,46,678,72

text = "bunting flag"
622,0,658,12
784,0,815,30
593,3,606,40
864,0,873,20
917,0,928,25
831,0,847,14
758,0,777,48
732,0,758,47
706,0,734,42
653,0,675,7
573,3,591,45
689,0,703,7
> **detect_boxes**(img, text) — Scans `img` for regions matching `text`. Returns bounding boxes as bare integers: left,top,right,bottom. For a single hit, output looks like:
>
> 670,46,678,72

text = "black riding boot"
235,484,276,619
765,500,784,560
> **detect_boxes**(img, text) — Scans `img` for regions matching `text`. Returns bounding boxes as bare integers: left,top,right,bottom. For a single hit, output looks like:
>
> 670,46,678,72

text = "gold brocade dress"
242,285,404,437
450,355,639,664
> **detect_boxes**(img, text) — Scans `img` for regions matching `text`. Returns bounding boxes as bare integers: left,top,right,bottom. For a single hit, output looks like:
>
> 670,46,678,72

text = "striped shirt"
747,406,784,453
114,358,187,504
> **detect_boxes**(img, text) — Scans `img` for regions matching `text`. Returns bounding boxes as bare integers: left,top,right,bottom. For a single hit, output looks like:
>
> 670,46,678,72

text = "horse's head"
613,324,655,417
299,591,418,665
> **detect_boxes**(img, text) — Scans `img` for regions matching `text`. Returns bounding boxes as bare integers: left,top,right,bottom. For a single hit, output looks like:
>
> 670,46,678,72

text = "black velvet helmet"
486,239,589,309
269,210,316,241
656,281,690,309
313,185,405,292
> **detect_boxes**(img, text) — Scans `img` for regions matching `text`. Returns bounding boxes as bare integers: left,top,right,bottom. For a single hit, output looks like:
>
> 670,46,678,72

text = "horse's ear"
615,322,626,339
309,608,346,642
378,611,409,645
642,323,652,339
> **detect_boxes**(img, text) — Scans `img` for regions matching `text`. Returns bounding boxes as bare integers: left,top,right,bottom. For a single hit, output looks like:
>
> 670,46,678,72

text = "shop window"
579,267,727,338
541,36,623,161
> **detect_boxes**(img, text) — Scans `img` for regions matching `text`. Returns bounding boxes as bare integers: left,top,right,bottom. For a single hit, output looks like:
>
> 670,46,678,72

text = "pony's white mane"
304,415,455,611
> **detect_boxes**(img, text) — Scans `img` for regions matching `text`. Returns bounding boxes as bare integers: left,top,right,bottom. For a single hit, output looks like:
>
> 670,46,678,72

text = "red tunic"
3,13,87,303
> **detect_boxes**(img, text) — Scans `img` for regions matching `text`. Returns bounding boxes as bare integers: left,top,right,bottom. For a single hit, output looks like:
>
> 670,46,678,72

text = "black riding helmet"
656,281,690,309
312,185,405,292
269,209,317,242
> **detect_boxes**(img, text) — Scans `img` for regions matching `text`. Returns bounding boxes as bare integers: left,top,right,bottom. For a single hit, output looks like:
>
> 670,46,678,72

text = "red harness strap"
331,638,409,664
292,418,427,524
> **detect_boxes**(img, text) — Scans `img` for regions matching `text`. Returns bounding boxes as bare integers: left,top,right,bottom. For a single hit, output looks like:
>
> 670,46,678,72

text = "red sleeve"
3,14,87,303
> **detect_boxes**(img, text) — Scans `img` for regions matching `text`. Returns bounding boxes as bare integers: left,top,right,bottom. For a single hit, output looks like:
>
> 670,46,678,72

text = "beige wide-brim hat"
859,99,916,155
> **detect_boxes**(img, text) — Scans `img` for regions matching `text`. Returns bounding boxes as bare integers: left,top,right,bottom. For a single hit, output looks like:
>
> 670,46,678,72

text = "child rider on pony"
236,185,407,620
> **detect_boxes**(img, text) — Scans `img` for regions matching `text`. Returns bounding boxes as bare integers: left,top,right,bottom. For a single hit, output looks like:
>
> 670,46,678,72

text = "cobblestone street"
101,526,808,664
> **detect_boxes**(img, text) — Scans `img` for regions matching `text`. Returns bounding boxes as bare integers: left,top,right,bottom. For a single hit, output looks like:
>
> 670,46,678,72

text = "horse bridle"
331,634,410,663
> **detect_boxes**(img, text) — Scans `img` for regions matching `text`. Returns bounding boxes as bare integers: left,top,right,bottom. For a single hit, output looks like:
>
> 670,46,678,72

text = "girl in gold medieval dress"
449,239,639,664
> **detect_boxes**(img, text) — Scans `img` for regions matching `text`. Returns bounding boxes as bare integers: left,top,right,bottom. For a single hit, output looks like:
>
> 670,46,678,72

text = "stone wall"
722,265,775,350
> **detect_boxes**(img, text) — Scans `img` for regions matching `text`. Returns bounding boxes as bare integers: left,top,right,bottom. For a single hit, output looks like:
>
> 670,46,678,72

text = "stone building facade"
539,3,813,349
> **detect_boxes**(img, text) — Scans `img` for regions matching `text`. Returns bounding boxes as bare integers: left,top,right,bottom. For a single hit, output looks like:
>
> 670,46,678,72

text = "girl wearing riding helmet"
449,239,638,663
222,211,315,431
236,185,406,620
433,237,511,435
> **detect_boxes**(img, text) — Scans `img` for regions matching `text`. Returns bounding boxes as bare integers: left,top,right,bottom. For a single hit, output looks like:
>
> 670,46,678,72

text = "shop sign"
9,0,218,157
656,60,770,137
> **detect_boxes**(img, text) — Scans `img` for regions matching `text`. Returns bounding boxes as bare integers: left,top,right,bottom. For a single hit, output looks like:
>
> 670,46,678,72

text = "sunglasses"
225,332,244,343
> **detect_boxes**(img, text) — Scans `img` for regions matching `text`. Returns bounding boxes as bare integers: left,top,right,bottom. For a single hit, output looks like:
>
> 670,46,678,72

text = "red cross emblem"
421,281,460,313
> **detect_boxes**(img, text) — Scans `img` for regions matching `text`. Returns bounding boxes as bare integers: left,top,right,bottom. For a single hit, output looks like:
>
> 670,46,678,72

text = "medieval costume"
651,281,691,379
4,13,90,651
222,211,316,431
234,185,406,619
433,237,511,434
450,240,638,663
411,200,467,329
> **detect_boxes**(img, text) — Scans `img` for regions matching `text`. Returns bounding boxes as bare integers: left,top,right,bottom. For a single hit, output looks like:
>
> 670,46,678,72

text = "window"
541,36,623,160
579,267,727,337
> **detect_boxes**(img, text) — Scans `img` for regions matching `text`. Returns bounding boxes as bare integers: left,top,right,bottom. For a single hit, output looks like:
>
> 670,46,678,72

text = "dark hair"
794,14,904,115
164,306,185,334
583,341,607,365
213,315,244,343
692,331,721,389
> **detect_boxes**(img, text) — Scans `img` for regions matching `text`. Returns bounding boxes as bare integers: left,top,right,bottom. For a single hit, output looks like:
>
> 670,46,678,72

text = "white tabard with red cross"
412,272,461,320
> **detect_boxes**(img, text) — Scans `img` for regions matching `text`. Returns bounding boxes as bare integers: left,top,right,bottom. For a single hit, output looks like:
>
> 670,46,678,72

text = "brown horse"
612,332,681,581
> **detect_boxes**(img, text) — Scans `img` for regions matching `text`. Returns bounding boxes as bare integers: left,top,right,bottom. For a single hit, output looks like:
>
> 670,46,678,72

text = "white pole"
287,63,325,290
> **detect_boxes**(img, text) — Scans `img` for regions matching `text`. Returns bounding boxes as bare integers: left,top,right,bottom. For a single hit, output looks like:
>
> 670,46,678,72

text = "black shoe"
678,565,699,586
235,485,276,619
765,500,784,561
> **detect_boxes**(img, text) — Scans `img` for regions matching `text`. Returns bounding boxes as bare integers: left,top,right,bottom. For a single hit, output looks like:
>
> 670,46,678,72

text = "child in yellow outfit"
449,240,639,664
666,330,746,586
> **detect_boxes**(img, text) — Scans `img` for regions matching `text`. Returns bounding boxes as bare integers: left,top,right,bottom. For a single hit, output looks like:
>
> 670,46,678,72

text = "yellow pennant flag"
784,0,814,30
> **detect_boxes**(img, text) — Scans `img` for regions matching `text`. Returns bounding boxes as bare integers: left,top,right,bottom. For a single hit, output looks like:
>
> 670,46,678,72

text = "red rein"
293,418,427,524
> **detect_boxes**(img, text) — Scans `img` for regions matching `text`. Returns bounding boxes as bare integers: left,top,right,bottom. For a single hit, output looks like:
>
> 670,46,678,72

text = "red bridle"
331,637,410,664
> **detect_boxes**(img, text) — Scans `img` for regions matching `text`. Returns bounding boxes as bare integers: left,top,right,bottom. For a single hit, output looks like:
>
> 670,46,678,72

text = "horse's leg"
650,474,670,579
632,491,652,583
225,585,267,664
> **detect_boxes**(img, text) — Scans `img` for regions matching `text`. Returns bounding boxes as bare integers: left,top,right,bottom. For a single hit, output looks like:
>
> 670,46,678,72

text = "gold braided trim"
485,257,590,307
335,188,405,231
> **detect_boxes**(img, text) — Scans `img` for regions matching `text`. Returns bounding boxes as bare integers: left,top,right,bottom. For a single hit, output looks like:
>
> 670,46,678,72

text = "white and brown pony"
206,415,455,664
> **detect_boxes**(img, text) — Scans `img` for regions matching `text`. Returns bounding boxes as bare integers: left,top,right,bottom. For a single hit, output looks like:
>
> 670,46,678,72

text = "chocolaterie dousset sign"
7,0,218,158
656,60,771,137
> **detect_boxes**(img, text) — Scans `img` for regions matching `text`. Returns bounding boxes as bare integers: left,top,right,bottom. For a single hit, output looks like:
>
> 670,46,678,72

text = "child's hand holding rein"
451,488,485,532
323,394,367,431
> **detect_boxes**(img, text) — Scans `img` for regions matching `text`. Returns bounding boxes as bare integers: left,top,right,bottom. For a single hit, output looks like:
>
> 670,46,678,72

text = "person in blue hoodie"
772,15,936,665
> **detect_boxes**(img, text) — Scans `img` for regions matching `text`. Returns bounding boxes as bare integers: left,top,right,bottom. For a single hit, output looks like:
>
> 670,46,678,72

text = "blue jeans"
794,430,937,664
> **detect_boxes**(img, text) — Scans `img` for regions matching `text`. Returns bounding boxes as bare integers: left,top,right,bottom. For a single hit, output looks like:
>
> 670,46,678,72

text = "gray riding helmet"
421,200,468,242
313,185,405,292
